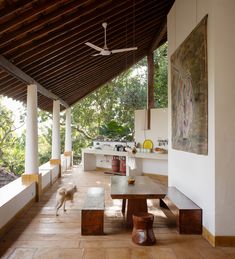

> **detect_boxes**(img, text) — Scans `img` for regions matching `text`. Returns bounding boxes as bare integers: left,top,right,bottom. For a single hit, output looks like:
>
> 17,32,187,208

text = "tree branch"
71,125,94,140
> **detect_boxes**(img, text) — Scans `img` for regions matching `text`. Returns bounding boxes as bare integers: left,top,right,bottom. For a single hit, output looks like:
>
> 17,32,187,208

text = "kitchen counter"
82,148,168,176
82,147,167,159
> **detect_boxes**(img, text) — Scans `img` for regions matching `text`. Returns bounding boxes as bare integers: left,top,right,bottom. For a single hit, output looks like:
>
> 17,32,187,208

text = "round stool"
132,212,156,246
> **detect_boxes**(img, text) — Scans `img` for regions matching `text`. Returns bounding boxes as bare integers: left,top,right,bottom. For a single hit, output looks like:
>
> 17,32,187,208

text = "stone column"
64,108,72,167
22,84,41,201
50,100,61,176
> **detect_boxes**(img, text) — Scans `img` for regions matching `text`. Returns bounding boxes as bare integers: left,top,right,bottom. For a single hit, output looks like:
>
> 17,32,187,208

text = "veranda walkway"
0,166,234,259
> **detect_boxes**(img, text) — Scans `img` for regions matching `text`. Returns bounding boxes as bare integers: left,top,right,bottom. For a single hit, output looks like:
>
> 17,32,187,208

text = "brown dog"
56,185,77,216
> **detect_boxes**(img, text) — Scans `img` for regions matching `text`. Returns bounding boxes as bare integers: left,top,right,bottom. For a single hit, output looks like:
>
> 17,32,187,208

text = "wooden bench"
81,187,105,235
160,187,202,234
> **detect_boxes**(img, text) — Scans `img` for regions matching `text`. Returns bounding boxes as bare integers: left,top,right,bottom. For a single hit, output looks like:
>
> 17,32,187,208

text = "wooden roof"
0,0,174,112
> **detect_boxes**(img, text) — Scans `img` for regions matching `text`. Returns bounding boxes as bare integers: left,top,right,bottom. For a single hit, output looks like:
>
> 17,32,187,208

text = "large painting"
171,15,208,155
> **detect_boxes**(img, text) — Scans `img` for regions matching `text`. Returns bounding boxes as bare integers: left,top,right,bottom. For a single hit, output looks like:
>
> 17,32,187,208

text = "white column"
25,84,38,174
65,108,72,152
52,100,61,159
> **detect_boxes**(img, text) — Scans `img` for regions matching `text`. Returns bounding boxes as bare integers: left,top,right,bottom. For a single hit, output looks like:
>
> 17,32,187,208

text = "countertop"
82,148,168,160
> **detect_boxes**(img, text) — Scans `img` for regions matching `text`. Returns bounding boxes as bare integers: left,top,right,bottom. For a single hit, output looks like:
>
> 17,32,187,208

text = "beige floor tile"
106,248,130,259
1,168,234,259
150,247,177,259
171,244,204,259
8,248,36,259
199,247,234,259
2,240,80,249
59,248,83,259
0,248,18,259
83,248,106,259
33,248,60,259
130,247,154,259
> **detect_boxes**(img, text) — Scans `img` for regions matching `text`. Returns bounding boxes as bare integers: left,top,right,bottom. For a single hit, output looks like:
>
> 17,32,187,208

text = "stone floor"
0,165,235,259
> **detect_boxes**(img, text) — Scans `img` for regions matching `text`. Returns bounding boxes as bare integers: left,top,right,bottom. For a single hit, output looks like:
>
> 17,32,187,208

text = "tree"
154,43,168,108
0,97,26,175
70,44,168,160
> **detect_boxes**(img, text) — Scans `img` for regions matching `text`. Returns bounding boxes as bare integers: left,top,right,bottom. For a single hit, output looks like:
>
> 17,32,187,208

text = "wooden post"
147,52,154,129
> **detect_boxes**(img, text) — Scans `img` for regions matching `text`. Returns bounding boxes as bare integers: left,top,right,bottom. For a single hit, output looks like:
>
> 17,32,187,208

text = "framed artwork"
171,15,208,155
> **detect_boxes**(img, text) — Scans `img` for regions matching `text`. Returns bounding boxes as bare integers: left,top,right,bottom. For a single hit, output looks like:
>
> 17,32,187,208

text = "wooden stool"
132,212,156,246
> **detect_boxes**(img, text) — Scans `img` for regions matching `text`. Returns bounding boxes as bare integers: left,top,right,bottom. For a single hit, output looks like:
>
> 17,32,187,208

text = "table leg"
126,199,148,228
122,199,126,215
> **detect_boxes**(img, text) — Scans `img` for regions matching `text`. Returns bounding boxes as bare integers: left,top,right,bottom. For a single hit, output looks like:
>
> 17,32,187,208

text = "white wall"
0,178,36,230
168,0,235,236
41,170,51,190
61,155,67,173
213,0,235,236
168,0,215,234
135,108,168,148
135,108,168,175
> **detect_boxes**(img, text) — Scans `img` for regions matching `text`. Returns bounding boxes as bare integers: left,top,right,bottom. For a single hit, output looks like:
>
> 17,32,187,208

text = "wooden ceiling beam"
20,2,156,72
0,0,90,46
44,43,148,94
0,0,33,19
9,90,52,110
0,75,14,86
38,30,154,87
0,80,21,93
0,0,174,111
30,19,157,81
1,84,27,98
0,77,28,95
50,52,144,95
149,18,167,53
0,0,65,34
6,0,148,60
56,51,146,98
0,31,149,95
66,51,146,106
26,11,161,77
0,0,113,54
0,55,69,108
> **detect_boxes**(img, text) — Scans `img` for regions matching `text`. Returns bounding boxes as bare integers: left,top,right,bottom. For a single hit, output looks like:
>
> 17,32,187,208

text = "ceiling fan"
85,22,137,56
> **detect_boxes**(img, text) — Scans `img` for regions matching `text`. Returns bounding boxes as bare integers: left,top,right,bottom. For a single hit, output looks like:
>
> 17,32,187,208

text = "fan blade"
92,53,101,56
111,47,138,53
85,42,103,52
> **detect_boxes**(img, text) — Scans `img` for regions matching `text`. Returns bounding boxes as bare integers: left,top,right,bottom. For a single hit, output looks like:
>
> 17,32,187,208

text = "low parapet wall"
0,153,72,239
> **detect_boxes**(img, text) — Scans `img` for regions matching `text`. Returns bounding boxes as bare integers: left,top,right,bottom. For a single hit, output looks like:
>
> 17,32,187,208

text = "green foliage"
70,65,148,160
154,43,168,108
71,44,168,158
99,120,132,141
0,97,26,175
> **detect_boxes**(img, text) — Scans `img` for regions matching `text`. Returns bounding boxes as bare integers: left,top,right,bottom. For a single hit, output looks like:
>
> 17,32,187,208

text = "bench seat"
81,187,105,235
160,187,202,234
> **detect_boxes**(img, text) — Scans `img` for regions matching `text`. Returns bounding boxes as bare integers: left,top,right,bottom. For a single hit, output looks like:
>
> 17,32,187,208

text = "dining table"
110,175,167,227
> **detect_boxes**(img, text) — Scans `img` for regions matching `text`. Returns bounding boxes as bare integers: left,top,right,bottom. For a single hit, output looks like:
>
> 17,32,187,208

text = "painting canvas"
171,16,208,155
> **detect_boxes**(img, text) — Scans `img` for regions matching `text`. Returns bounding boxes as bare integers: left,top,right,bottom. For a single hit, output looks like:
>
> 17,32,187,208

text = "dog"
56,185,77,216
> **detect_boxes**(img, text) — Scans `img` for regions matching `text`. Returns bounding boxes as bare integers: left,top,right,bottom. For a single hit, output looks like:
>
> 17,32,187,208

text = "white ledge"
82,148,168,160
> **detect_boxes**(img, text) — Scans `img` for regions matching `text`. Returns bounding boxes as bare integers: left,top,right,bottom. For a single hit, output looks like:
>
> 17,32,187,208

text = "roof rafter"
149,18,167,53
0,55,69,108
0,0,174,111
